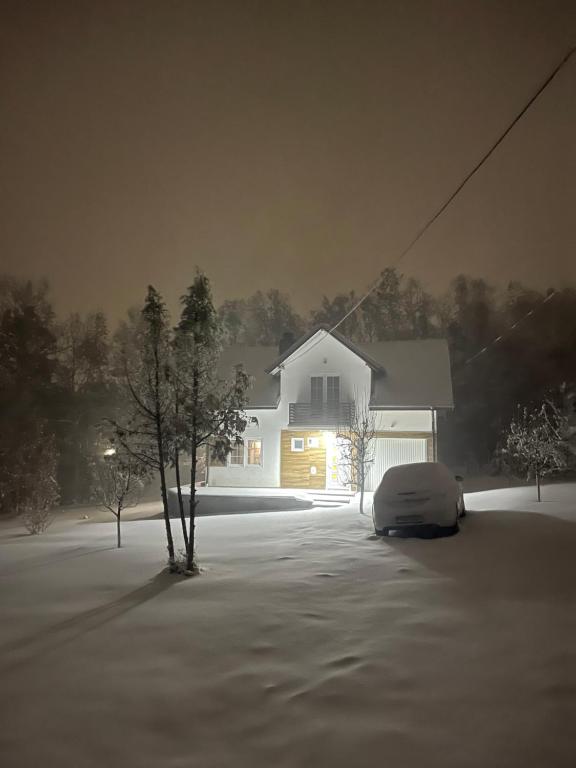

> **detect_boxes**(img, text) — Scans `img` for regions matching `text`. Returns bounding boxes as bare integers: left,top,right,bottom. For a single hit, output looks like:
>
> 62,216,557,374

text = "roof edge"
265,325,386,374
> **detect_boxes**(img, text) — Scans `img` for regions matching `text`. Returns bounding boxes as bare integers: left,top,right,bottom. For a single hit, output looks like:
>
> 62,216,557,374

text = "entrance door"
325,433,350,489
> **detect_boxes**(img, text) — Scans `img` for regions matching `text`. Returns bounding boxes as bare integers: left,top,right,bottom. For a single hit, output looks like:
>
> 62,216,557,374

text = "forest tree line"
2,268,576,517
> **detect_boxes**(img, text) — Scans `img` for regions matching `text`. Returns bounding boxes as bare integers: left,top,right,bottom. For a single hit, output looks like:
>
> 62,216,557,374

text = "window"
229,442,244,466
228,439,263,467
247,439,262,466
291,437,305,452
310,376,323,405
327,376,340,404
307,437,319,448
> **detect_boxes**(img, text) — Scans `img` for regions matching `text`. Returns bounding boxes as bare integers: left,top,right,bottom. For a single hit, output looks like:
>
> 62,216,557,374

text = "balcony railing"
288,401,354,427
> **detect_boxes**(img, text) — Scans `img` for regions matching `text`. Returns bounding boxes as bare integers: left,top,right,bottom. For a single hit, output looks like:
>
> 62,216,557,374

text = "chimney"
278,331,295,355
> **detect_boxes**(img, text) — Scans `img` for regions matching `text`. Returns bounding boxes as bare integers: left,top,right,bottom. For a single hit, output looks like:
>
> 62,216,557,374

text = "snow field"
1,484,575,767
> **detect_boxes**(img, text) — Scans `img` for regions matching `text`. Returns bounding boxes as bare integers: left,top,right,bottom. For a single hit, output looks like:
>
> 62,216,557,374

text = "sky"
1,0,575,321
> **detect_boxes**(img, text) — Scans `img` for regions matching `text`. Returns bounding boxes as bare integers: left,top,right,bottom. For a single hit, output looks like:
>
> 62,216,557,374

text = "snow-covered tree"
111,287,176,566
176,270,250,574
500,401,569,501
19,427,60,534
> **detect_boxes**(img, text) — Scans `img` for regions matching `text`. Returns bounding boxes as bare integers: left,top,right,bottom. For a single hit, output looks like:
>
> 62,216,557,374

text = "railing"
288,402,354,427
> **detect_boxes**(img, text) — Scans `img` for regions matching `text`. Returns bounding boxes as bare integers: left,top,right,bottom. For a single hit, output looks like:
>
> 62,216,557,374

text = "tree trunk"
174,450,189,550
117,512,121,548
186,368,199,573
358,448,365,514
153,339,175,565
158,460,175,564
536,470,541,502
156,415,175,564
187,440,198,572
204,445,210,487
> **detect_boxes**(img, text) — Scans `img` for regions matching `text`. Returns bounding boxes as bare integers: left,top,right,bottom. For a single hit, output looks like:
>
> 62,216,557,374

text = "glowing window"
229,442,244,466
247,439,262,466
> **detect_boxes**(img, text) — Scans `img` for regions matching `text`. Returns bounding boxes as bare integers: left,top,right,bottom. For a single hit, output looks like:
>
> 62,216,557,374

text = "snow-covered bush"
20,433,59,533
21,503,53,535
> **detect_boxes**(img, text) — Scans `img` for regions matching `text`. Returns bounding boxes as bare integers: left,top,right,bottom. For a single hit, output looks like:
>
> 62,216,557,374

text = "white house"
208,326,454,492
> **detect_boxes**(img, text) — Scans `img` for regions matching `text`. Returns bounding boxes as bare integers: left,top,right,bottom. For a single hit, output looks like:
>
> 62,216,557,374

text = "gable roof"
265,325,384,374
217,332,454,409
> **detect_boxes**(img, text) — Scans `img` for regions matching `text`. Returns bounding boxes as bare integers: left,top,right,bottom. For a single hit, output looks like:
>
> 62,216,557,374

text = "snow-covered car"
372,462,465,537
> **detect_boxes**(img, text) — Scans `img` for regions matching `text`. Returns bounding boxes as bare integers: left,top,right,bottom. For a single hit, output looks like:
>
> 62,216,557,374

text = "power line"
331,45,575,335
280,44,575,370
456,289,557,371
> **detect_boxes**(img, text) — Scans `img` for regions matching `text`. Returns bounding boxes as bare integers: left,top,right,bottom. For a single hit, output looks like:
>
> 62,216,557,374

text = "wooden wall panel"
280,430,326,489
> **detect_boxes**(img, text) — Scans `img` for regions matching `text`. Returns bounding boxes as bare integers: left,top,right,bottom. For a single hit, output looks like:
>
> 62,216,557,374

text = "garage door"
365,438,428,491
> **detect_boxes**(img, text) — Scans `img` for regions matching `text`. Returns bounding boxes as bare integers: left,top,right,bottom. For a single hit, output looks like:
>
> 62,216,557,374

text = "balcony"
288,401,354,427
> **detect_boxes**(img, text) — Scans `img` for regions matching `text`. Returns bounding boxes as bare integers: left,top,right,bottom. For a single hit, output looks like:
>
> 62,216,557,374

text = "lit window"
229,442,244,466
291,437,305,452
247,439,262,466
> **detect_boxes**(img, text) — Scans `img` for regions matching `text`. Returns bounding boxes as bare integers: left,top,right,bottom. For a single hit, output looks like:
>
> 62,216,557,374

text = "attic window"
291,438,305,452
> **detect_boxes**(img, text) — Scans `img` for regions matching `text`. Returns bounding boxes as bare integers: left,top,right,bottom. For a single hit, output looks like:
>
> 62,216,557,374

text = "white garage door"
365,438,428,491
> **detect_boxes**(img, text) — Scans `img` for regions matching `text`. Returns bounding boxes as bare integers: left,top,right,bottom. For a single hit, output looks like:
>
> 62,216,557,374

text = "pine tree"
111,287,176,565
176,270,249,573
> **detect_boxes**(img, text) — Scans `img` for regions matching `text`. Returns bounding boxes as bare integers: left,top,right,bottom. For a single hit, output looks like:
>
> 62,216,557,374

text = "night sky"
1,0,575,321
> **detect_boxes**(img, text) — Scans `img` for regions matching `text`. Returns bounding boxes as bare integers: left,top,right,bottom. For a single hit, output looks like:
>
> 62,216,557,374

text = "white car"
372,462,465,537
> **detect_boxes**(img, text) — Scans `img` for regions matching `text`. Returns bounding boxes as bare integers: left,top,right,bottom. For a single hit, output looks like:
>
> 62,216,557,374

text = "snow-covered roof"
217,335,454,409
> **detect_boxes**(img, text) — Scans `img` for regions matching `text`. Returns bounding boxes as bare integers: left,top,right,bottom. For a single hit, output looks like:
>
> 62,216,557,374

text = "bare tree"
500,401,568,501
92,448,150,548
338,392,377,514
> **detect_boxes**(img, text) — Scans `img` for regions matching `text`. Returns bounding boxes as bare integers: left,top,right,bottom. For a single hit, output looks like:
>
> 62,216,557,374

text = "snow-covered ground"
1,484,575,767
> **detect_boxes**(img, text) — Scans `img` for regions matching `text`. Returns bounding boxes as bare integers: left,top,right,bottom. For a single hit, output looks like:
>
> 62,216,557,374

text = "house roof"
217,345,280,407
357,339,454,408
265,325,384,374
217,333,454,410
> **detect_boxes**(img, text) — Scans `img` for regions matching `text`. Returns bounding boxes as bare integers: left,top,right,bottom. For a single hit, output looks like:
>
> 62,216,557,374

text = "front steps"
307,489,356,508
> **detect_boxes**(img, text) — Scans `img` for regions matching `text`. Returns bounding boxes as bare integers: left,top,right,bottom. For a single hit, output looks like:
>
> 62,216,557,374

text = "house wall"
280,430,326,489
207,408,281,488
278,331,372,419
371,409,433,432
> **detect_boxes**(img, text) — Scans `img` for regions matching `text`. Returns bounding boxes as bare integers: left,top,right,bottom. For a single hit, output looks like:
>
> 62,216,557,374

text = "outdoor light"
103,447,116,457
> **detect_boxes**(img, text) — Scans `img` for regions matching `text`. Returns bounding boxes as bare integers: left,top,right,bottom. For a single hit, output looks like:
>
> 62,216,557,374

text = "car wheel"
445,507,460,535
375,527,390,537
437,521,459,537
